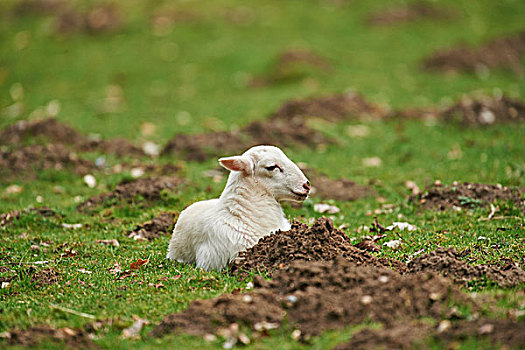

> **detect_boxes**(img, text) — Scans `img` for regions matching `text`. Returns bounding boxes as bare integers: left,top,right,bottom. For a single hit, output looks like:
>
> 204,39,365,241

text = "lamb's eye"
265,165,281,172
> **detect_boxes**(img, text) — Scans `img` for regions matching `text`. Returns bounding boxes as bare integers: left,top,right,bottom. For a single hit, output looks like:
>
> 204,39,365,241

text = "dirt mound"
1,207,59,227
230,217,405,276
13,0,65,16
127,212,177,241
0,144,94,181
423,30,525,74
334,322,431,350
56,5,121,35
153,258,463,340
30,267,61,287
249,49,331,87
305,170,373,201
414,181,525,212
162,116,331,161
407,248,525,288
272,92,388,122
367,1,458,26
162,131,248,162
0,118,145,157
5,325,95,348
335,319,525,350
442,95,525,126
77,176,184,211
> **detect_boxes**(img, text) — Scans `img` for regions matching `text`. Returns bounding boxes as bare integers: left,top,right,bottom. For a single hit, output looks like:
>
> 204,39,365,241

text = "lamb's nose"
303,181,311,192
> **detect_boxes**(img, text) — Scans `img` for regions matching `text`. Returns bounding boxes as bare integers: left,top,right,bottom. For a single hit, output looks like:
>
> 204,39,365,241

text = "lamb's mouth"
291,190,308,199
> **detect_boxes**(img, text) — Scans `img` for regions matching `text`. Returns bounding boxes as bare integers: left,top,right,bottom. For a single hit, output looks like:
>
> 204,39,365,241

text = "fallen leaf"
83,174,97,188
62,223,83,229
5,185,23,194
129,259,149,270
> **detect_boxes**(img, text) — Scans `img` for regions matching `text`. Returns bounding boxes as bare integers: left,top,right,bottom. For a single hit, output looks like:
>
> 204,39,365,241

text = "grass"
1,0,525,348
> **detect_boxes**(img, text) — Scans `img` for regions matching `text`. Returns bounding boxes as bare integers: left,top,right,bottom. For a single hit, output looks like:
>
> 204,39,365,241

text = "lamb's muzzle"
166,145,309,270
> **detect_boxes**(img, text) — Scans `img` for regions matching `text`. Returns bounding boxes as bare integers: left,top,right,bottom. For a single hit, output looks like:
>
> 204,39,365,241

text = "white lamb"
167,145,310,270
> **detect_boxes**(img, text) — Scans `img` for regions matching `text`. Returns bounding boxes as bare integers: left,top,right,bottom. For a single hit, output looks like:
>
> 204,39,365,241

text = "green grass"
1,0,525,348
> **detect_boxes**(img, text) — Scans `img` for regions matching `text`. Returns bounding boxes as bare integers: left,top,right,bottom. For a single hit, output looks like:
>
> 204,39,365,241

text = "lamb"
167,145,310,270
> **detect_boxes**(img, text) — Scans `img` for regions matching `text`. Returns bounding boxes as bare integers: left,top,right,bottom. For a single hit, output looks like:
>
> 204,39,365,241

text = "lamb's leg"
195,243,229,271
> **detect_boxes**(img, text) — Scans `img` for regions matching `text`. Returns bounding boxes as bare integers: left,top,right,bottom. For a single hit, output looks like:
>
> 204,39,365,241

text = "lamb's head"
219,145,310,202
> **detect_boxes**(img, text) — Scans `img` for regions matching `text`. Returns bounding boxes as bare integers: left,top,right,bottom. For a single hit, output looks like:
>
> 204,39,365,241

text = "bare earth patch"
249,49,331,87
367,1,458,26
162,92,386,161
230,217,406,276
305,169,374,201
1,206,59,227
30,267,61,287
0,144,94,181
153,258,466,340
127,212,177,241
5,325,95,349
77,176,184,212
0,118,144,157
407,248,525,288
423,30,525,74
413,181,525,212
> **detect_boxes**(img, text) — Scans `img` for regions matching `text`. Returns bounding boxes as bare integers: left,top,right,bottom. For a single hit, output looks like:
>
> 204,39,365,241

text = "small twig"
488,204,496,220
49,303,96,319
478,215,524,222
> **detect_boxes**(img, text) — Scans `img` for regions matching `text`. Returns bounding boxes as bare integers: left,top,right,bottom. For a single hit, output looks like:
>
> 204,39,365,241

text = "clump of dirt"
367,1,458,26
335,319,525,350
128,212,177,241
304,169,374,201
249,49,331,87
151,292,283,338
423,30,525,74
230,217,405,276
56,5,121,35
414,181,525,212
13,0,65,16
442,95,525,126
1,207,59,227
407,248,525,288
0,118,87,147
272,92,388,122
334,322,432,350
80,138,145,158
0,144,94,181
162,117,331,161
5,325,95,349
77,176,184,212
242,116,332,150
30,267,61,287
162,131,248,162
154,258,464,340
395,94,525,126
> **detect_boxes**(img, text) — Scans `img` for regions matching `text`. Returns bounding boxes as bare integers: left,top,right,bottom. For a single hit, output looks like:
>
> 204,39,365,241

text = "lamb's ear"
218,156,253,174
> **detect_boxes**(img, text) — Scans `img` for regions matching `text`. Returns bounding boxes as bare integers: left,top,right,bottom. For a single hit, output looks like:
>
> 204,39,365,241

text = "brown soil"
162,117,331,161
127,212,177,241
30,267,61,287
77,176,184,212
271,92,388,122
335,318,525,350
442,95,525,126
6,325,95,349
1,207,59,227
414,181,525,212
0,118,144,157
407,247,525,288
13,0,65,16
304,169,374,201
367,1,458,26
0,144,94,181
249,49,331,87
423,30,525,74
153,258,464,339
56,5,121,35
334,322,432,350
230,217,406,276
